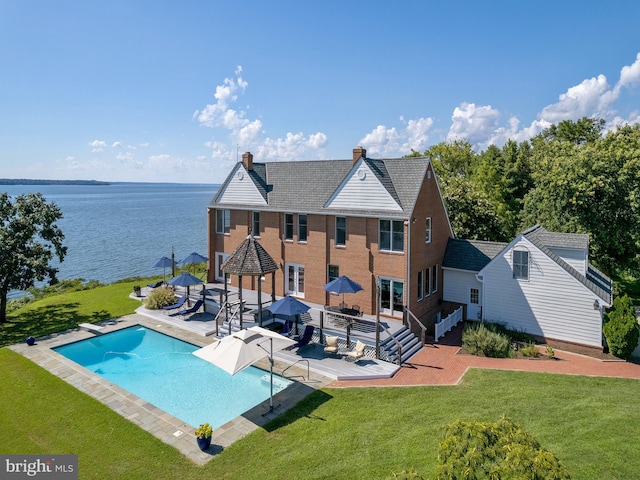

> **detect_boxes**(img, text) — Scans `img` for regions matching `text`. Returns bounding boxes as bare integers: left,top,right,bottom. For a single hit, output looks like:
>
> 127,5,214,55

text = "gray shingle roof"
443,238,508,271
211,156,430,218
523,224,589,250
220,235,278,275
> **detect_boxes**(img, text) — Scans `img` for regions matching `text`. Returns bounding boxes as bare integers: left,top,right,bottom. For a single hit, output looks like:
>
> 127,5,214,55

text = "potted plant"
195,423,212,450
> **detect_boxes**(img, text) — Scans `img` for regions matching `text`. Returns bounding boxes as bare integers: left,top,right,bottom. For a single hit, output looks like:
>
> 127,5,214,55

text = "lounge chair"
346,340,366,362
177,299,203,317
289,325,314,349
147,281,164,289
162,295,188,310
324,335,340,356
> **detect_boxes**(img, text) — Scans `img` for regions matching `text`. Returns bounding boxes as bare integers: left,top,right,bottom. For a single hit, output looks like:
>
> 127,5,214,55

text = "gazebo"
219,235,279,328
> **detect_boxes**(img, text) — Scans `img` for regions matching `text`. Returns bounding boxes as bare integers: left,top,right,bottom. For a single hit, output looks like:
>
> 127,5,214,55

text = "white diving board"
78,323,105,334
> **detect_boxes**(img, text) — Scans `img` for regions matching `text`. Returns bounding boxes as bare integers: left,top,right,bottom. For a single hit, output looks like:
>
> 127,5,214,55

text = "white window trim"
216,209,230,234
426,217,432,244
298,213,308,243
417,270,423,301
379,218,404,253
214,252,230,283
335,216,346,247
432,264,438,293
512,249,530,281
285,262,305,298
284,213,294,241
252,211,260,238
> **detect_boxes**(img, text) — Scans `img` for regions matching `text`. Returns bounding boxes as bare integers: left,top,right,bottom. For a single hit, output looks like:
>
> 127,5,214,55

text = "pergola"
219,235,279,328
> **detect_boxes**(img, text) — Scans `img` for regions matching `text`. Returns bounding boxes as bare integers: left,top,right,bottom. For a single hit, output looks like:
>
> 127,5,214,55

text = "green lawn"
1,279,144,348
1,346,639,480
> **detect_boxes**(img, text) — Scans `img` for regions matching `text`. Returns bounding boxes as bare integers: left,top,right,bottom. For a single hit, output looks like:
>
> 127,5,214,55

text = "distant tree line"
410,118,640,277
0,179,109,185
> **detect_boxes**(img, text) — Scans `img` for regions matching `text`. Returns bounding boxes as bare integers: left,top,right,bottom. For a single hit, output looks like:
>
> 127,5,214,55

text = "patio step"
380,326,423,364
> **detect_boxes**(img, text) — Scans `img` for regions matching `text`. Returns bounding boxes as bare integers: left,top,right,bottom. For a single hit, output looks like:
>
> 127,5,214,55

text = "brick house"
208,147,453,332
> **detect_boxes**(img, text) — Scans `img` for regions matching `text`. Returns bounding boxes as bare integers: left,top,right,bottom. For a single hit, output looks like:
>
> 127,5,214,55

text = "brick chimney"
242,151,253,171
353,146,366,164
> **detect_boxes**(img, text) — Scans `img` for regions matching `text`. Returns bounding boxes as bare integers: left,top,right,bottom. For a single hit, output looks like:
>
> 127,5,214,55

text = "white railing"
435,306,463,342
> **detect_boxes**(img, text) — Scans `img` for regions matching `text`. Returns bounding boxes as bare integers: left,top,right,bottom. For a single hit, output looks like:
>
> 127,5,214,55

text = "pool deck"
9,314,335,465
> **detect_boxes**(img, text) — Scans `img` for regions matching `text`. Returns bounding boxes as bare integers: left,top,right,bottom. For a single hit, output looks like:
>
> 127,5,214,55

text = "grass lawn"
1,347,639,480
0,279,144,348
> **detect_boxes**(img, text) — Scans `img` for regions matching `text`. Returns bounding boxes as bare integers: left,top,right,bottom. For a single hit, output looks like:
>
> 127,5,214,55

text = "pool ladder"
281,359,310,381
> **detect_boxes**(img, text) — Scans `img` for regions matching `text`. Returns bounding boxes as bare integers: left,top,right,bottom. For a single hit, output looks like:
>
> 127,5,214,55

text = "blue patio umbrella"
167,271,203,299
180,251,209,275
267,296,310,335
324,275,364,306
151,256,176,280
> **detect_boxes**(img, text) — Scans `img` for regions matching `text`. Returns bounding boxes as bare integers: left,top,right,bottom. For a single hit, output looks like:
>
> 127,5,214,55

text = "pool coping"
8,313,334,465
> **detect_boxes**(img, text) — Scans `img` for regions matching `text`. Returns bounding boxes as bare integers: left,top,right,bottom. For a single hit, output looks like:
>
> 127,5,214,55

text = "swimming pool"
54,326,292,429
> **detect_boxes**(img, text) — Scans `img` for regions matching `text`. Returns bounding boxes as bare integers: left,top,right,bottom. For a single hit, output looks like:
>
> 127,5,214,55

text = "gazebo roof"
220,235,278,275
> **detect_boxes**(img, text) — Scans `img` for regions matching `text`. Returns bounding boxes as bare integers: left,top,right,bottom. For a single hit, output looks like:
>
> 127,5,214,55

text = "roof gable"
443,238,508,271
214,164,267,206
324,158,402,212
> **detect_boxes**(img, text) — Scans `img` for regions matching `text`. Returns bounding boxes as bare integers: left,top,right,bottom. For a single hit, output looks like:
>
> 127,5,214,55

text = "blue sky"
1,1,640,184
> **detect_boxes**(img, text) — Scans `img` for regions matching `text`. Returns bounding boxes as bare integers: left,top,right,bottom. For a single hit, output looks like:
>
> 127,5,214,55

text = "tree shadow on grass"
1,303,109,347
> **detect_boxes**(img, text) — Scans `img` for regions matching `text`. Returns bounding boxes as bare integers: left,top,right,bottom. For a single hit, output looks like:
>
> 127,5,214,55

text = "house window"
286,263,305,297
335,216,346,247
513,250,529,280
252,211,260,237
417,270,423,301
284,213,294,241
424,268,430,297
216,209,230,234
470,288,479,304
379,219,404,252
432,265,438,293
425,217,432,244
328,264,339,283
298,214,307,242
379,277,404,317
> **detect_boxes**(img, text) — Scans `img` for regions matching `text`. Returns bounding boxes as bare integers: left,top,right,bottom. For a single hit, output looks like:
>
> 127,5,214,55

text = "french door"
285,263,305,298
379,277,404,317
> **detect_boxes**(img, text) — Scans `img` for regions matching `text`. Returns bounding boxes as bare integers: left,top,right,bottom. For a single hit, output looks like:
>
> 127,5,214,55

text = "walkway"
330,323,640,387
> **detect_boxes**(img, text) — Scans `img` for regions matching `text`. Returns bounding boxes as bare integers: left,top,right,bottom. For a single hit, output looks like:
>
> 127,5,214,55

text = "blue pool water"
54,326,292,429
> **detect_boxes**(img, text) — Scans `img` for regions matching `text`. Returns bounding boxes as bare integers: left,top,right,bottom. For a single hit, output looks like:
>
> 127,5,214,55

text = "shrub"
546,345,555,358
435,417,571,480
144,286,177,310
520,342,539,357
603,295,640,359
462,322,514,358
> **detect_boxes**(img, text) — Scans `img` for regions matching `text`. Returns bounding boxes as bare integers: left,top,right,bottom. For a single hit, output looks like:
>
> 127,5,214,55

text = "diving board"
78,323,105,334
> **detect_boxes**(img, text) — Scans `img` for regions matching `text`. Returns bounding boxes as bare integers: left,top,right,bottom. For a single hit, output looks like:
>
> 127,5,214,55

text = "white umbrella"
193,326,295,411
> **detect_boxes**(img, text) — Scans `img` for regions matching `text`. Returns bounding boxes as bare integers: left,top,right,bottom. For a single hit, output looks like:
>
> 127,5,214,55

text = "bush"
603,295,640,359
436,417,571,480
520,342,539,357
144,286,177,310
462,322,514,358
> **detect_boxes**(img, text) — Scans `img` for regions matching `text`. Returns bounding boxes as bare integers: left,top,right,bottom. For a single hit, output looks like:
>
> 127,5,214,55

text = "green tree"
538,116,605,145
603,295,639,359
436,417,571,480
0,193,67,323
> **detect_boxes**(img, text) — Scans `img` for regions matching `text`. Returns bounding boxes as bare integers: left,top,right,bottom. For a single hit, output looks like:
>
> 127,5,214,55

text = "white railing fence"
435,306,463,342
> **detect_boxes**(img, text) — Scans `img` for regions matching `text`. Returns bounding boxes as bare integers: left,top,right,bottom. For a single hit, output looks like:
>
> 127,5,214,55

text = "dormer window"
513,250,529,280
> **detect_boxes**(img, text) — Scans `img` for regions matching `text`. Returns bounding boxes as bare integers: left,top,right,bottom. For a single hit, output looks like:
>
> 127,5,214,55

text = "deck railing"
435,306,463,342
405,307,428,345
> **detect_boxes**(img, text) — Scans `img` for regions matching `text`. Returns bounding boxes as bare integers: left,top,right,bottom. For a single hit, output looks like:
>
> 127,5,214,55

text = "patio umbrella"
167,271,202,297
180,251,209,275
150,256,176,281
192,326,295,411
267,296,310,336
324,275,364,305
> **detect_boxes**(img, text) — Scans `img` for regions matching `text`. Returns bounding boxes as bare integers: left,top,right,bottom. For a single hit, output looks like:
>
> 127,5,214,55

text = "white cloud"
196,66,328,163
447,103,500,146
89,139,107,152
619,52,640,88
358,116,434,157
111,141,122,148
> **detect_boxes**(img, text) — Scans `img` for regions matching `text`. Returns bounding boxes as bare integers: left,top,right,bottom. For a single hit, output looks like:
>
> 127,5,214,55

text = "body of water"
2,182,218,297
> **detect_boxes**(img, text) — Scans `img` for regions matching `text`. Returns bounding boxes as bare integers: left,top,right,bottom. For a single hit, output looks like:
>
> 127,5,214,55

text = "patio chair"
288,325,314,350
162,295,188,310
345,340,366,362
177,299,203,317
323,335,340,356
352,305,360,314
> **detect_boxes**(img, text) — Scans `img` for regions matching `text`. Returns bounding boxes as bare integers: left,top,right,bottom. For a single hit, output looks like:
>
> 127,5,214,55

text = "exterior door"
379,277,404,317
468,286,481,320
215,252,229,282
285,263,305,298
